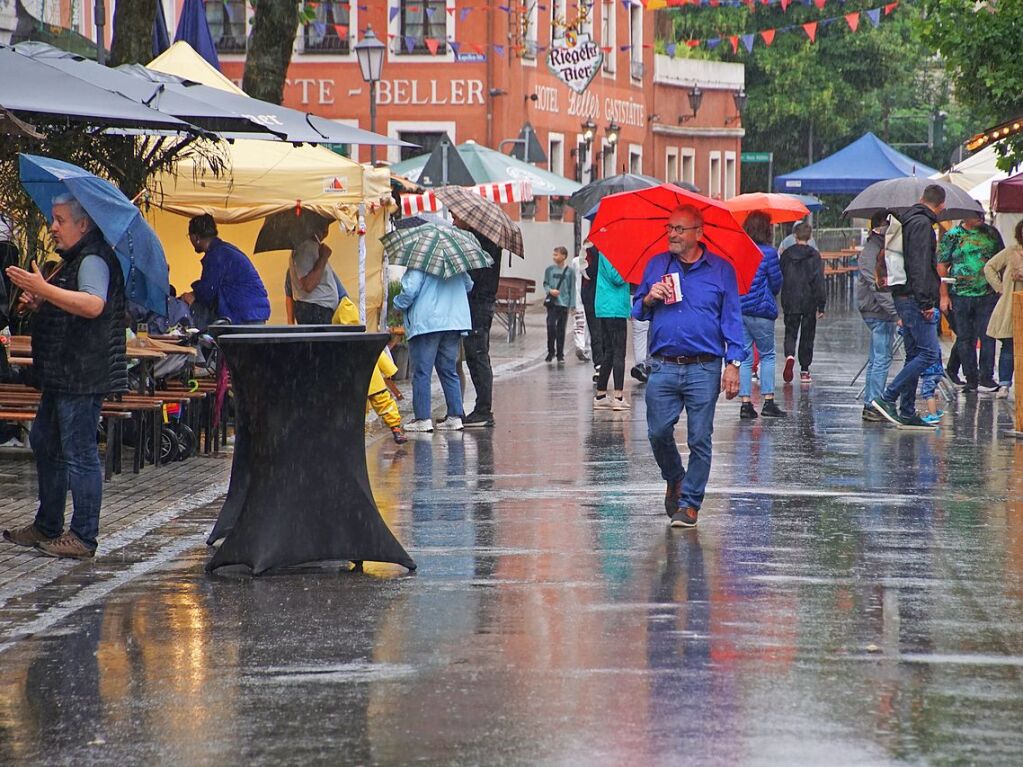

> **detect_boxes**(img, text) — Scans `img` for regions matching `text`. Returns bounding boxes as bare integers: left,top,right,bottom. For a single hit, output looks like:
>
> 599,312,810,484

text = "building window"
398,0,447,55
303,1,351,54
398,131,445,162
523,1,538,58
681,149,695,187
549,136,565,177
549,197,565,221
520,199,537,219
551,0,568,42
602,142,615,179
579,0,595,39
666,149,679,183
629,149,642,175
600,0,615,73
628,4,643,80
205,0,247,53
724,153,737,199
709,152,722,198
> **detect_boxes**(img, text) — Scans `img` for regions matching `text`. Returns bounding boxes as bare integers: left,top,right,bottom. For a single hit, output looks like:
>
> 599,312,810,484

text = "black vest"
31,229,128,395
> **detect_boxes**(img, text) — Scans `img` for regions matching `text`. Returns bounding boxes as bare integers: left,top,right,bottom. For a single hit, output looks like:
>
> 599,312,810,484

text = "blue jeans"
30,391,104,549
999,341,1014,386
408,330,464,421
882,298,941,418
863,318,896,405
739,315,776,398
646,358,722,511
951,292,997,385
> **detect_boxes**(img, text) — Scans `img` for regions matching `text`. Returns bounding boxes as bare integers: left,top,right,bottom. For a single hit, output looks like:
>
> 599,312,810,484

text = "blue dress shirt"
192,238,270,324
631,246,744,363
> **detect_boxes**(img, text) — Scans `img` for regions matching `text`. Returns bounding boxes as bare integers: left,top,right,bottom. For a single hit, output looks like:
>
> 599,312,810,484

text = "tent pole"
358,203,367,325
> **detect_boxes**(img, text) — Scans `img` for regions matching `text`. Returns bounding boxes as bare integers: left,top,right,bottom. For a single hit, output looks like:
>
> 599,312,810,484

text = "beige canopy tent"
144,43,393,326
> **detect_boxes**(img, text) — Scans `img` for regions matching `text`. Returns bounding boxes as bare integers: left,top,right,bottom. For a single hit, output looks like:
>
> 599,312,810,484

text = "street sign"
741,152,772,163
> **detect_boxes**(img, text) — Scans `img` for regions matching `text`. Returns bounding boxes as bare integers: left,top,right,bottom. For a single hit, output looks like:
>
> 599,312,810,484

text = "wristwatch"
729,360,742,368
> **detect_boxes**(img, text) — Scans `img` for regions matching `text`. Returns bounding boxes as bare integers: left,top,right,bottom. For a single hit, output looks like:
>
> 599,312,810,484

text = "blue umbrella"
175,0,220,70
19,154,170,316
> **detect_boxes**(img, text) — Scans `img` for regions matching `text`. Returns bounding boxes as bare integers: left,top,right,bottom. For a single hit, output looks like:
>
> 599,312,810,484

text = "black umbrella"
0,45,192,131
394,213,452,229
567,172,662,214
254,210,333,254
13,42,283,139
844,178,984,221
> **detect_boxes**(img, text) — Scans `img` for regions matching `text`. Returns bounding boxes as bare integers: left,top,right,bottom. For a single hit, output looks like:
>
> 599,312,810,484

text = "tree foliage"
918,0,1023,171
660,2,966,187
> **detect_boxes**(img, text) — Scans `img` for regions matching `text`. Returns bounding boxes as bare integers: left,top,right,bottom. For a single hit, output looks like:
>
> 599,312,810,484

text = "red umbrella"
587,184,762,294
724,192,810,225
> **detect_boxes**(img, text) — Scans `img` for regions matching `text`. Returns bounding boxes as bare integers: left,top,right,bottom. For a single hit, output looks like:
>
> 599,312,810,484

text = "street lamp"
354,25,385,164
677,86,703,123
726,89,747,125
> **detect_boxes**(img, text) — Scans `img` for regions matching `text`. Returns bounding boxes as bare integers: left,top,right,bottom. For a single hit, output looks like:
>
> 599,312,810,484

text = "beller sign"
546,35,603,94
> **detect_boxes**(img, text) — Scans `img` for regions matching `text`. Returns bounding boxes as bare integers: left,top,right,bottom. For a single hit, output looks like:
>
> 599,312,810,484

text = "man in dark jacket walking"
857,212,899,421
872,185,946,428
780,222,826,384
3,193,127,559
456,218,502,428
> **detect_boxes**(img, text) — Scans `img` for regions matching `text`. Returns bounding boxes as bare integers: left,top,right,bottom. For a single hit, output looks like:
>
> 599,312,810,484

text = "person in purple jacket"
738,212,786,419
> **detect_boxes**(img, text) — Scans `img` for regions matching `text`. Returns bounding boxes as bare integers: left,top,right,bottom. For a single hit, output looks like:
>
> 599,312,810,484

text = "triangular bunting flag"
884,1,899,14
741,34,754,53
760,29,775,46
729,35,739,53
687,39,702,48
813,0,825,7
404,36,416,54
449,41,461,55
845,12,859,31
781,0,790,9
666,42,677,56
333,24,348,39
865,8,881,26
447,6,455,14
389,6,400,22
802,21,817,42
706,37,722,50
494,44,505,56
424,37,439,55
460,8,471,22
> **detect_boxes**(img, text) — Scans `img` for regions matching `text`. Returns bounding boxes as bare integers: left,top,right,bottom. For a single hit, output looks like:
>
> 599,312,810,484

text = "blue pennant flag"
666,42,677,56
389,6,400,23
404,35,416,54
865,8,881,27
741,34,755,52
706,37,722,50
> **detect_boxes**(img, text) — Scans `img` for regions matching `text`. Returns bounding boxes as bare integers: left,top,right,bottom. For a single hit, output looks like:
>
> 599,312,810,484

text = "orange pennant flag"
845,12,859,31
760,29,776,46
813,0,825,7
884,1,899,14
802,21,817,43
729,35,739,53
425,37,440,55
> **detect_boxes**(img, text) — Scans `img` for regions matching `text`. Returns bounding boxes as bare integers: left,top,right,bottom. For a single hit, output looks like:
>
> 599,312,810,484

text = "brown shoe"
664,479,682,517
36,531,95,560
3,523,58,548
670,506,699,528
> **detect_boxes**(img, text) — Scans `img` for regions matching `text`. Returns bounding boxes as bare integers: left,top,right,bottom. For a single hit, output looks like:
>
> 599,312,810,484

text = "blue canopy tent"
773,132,937,195
175,0,220,70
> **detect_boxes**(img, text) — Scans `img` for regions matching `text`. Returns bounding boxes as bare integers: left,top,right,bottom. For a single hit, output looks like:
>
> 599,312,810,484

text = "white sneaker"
404,419,434,433
997,385,1010,399
435,417,463,431
612,397,631,411
593,395,614,410
977,382,1000,394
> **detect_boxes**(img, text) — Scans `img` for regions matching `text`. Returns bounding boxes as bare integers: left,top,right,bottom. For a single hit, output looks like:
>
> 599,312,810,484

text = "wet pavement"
2,305,1023,765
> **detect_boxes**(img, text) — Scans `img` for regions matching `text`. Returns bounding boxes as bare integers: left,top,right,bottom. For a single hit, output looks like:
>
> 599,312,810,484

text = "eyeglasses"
664,223,702,234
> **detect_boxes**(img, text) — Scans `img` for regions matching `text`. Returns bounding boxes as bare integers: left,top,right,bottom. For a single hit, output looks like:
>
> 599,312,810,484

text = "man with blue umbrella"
3,193,128,560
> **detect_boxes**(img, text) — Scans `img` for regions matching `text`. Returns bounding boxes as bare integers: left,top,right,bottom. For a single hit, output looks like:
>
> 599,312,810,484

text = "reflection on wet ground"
1,309,1023,765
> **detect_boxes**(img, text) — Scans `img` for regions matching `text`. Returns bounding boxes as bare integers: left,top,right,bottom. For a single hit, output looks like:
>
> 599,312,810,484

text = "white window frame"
548,132,566,177
550,0,568,43
680,148,696,186
600,0,616,76
387,0,456,64
628,3,643,81
579,0,595,39
574,133,593,184
386,120,457,165
522,1,539,62
297,0,358,59
709,151,722,199
665,148,679,184
724,151,737,199
601,139,617,178
628,143,643,175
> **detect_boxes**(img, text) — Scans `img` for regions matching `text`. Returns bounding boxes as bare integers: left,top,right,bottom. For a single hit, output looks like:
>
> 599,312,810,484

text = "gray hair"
52,193,94,230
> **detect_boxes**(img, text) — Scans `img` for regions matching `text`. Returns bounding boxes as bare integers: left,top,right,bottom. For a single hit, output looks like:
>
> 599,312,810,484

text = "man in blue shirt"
633,205,743,528
181,215,270,327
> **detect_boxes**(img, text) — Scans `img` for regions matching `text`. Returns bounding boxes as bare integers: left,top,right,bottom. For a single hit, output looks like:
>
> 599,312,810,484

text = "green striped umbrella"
381,223,493,279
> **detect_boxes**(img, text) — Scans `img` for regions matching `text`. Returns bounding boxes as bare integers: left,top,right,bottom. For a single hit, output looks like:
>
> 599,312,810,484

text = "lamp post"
677,86,704,124
603,122,620,177
582,119,596,183
354,25,385,165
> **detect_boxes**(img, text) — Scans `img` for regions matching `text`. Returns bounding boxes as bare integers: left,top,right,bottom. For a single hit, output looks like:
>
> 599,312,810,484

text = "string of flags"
665,1,899,55
341,1,897,57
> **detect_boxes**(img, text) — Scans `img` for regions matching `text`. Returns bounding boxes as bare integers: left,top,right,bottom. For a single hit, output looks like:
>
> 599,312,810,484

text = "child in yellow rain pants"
333,297,408,444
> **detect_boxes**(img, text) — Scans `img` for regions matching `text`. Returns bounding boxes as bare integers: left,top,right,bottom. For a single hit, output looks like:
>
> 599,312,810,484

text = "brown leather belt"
654,353,720,365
